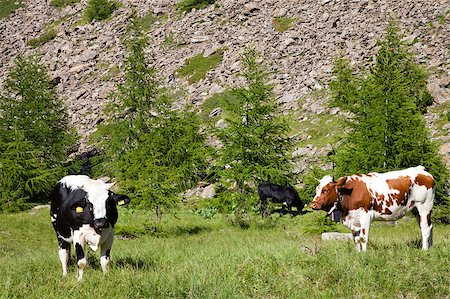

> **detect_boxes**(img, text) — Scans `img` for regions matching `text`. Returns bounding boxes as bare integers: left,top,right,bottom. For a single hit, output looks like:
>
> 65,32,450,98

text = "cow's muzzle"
93,218,109,230
310,202,320,210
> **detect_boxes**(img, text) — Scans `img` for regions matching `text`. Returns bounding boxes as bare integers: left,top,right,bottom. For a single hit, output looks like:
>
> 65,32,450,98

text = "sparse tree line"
0,13,448,223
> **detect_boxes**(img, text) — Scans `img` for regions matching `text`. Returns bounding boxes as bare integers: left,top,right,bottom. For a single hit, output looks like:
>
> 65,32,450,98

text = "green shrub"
50,0,80,8
84,0,119,22
176,0,215,12
26,27,57,48
0,0,22,19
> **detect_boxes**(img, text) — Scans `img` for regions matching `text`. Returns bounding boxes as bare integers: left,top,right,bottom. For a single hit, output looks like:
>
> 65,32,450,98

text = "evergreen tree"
93,11,159,173
217,48,294,209
330,22,448,206
93,11,208,225
0,55,77,211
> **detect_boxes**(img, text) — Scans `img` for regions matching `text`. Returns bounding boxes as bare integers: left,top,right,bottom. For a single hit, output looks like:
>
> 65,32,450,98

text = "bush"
84,0,119,23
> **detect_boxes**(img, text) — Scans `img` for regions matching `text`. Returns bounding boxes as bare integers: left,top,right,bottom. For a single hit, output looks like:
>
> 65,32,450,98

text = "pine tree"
0,55,77,211
330,22,448,206
93,11,159,173
217,48,294,209
93,11,208,226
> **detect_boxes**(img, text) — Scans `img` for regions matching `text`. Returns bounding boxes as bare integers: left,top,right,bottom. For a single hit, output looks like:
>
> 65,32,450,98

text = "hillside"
0,0,449,171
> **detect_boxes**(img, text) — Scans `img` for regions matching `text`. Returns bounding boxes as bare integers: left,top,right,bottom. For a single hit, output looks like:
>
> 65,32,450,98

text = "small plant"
177,48,225,83
26,27,57,48
140,11,156,28
50,0,80,8
0,0,22,19
164,33,175,46
272,17,295,32
176,0,215,12
195,206,218,219
84,0,119,23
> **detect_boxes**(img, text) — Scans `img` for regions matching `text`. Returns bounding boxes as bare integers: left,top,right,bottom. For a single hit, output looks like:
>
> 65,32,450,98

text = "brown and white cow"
310,166,434,252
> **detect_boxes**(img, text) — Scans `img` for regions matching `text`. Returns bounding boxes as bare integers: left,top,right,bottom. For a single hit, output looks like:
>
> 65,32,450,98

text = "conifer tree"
93,11,208,225
217,48,294,208
0,55,77,211
330,22,448,206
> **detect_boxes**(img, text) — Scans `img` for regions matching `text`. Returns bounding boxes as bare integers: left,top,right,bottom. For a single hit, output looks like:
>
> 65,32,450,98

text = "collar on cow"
327,189,344,215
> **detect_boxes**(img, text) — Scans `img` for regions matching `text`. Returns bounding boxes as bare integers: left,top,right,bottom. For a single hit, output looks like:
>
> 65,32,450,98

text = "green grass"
272,17,295,32
140,11,157,29
26,26,57,48
50,0,80,8
0,0,22,19
176,0,215,12
428,101,450,139
293,112,347,148
1,207,449,298
201,89,242,123
177,49,225,84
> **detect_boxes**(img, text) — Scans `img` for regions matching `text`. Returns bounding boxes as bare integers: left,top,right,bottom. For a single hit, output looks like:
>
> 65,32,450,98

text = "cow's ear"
115,194,131,206
335,176,348,188
105,182,116,189
336,176,354,190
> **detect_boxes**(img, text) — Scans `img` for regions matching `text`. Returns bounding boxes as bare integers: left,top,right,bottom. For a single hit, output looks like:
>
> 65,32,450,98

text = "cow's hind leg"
100,232,114,274
415,204,433,250
57,236,70,276
261,198,268,219
352,212,371,252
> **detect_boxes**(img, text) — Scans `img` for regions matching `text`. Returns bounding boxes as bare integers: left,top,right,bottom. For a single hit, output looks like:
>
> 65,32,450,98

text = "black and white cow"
50,175,130,280
258,183,304,218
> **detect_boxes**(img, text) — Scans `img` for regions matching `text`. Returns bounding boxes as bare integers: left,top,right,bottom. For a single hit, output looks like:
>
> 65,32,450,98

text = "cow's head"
60,176,131,231
310,175,347,212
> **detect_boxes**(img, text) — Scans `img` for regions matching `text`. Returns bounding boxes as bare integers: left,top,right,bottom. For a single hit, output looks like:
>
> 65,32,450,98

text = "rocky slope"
1,0,449,169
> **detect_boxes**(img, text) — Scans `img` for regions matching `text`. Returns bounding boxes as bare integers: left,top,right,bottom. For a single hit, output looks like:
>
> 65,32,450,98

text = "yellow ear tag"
75,207,83,213
118,200,125,206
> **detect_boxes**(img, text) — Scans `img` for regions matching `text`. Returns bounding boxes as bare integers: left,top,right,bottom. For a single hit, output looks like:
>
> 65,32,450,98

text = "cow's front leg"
352,230,362,252
73,231,87,281
100,231,114,274
358,212,372,252
57,236,70,276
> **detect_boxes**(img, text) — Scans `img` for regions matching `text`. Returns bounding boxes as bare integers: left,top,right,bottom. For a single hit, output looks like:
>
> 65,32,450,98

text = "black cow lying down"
258,183,304,218
50,175,130,280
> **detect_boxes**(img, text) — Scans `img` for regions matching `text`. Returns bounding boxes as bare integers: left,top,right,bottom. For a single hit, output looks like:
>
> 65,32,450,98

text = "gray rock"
321,232,353,241
79,49,98,62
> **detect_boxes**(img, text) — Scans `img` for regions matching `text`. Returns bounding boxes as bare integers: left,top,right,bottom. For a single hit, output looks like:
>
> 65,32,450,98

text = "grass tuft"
0,0,23,19
177,48,225,84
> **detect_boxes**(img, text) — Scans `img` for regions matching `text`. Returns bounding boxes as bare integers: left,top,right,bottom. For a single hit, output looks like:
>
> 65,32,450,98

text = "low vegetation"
83,0,120,23
272,16,295,32
26,27,57,48
0,0,22,19
50,0,80,8
0,208,449,298
176,0,215,12
177,49,225,84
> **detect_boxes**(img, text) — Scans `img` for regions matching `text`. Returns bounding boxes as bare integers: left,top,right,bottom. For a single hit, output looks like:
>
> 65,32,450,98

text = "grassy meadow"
0,207,449,298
